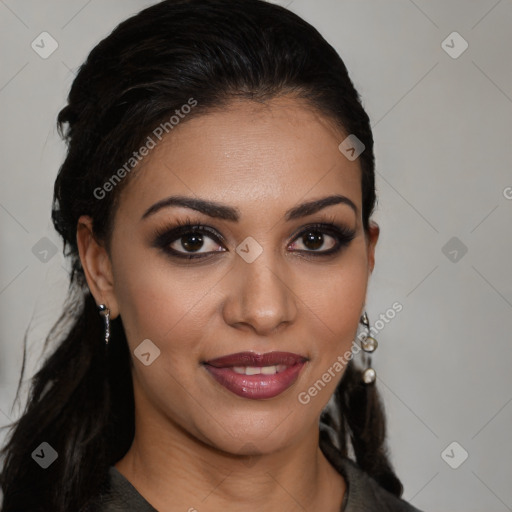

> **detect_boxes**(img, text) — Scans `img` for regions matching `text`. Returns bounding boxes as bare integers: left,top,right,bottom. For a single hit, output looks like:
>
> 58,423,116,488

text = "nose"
222,249,298,336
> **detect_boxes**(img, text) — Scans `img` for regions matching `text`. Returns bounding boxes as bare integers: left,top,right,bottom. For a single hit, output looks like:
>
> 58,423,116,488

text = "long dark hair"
0,1,401,510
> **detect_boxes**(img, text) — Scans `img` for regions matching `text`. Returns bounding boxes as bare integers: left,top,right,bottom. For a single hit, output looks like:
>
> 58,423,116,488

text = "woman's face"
82,95,378,456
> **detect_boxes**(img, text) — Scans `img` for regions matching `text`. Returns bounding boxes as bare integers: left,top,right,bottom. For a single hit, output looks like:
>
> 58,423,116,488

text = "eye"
153,222,226,259
289,228,337,252
151,217,356,261
169,229,224,256
288,223,356,256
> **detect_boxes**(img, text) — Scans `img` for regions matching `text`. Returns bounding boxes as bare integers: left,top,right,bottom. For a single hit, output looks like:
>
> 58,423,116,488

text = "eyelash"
151,215,356,261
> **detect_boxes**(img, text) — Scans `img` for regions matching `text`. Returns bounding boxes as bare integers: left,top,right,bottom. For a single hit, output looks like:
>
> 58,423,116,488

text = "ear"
76,215,120,319
366,219,380,275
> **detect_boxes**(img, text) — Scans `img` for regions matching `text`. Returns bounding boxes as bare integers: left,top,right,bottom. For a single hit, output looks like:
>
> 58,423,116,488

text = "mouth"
202,351,308,400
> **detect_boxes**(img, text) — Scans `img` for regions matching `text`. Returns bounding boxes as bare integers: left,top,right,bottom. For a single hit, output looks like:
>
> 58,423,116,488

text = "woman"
0,0,423,510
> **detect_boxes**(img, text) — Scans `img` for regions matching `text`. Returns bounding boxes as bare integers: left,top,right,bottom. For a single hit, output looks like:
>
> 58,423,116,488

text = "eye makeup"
150,214,357,261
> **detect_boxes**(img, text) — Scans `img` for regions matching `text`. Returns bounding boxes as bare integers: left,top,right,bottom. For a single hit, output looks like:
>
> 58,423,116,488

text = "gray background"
1,1,511,510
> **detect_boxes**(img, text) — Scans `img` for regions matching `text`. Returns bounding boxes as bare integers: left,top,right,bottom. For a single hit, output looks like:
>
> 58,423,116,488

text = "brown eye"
153,220,355,261
288,223,356,256
177,233,205,252
169,231,224,255
152,222,227,260
294,230,336,252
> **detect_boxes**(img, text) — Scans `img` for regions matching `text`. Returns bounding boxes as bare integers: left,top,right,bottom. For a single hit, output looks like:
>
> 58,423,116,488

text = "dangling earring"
359,311,378,384
98,304,111,346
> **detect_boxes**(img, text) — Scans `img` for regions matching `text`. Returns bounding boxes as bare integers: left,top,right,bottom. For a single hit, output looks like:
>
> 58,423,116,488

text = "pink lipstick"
203,351,308,400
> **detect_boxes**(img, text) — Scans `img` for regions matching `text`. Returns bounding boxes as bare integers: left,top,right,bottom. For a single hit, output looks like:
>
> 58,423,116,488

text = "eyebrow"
141,194,357,222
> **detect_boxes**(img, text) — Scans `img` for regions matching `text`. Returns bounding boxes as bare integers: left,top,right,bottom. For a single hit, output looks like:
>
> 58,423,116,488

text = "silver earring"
360,311,378,384
98,304,110,346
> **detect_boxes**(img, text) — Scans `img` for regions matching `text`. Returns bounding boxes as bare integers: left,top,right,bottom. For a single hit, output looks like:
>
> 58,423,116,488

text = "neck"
115,410,345,511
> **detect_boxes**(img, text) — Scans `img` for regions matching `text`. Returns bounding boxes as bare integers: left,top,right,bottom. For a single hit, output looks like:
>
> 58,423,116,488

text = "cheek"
293,248,368,408
301,246,368,349
112,256,214,418
111,245,211,358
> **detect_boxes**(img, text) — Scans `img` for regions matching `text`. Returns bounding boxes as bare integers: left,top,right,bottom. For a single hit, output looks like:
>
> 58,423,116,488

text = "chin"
192,408,307,456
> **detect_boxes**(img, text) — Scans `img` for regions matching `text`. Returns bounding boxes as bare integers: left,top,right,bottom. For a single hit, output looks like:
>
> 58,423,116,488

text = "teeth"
245,366,264,375
231,365,288,375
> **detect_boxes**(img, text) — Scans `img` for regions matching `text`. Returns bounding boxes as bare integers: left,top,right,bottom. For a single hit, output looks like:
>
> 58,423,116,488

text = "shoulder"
319,437,423,512
338,457,423,512
85,466,158,512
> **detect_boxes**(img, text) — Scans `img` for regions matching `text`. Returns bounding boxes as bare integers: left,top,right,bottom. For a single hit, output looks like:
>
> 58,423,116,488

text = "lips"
205,351,307,368
203,351,308,400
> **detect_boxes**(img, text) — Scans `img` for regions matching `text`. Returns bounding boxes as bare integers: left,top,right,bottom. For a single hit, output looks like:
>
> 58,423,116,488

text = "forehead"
116,96,363,222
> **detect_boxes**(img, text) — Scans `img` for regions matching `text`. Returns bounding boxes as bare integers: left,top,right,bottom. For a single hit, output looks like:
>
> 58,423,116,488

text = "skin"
77,95,379,512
